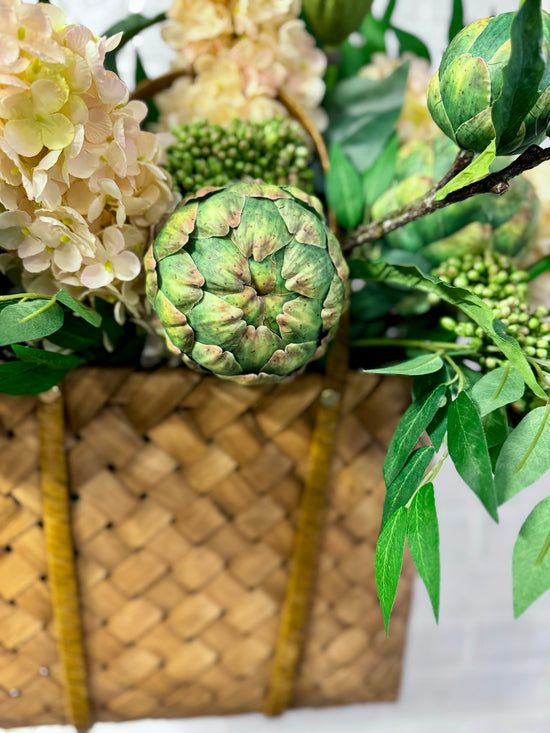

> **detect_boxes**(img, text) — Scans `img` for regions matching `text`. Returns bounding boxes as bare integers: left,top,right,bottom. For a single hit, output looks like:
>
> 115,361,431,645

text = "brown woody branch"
345,144,550,252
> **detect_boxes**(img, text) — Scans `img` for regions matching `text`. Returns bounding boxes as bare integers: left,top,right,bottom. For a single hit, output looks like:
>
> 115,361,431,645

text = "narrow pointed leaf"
513,497,550,617
491,0,545,149
391,26,431,61
326,143,365,229
363,134,399,206
435,140,496,201
495,403,550,504
449,0,464,41
408,483,440,621
448,391,498,521
365,353,444,376
55,289,102,327
383,384,446,486
375,506,408,634
470,363,525,416
382,446,435,528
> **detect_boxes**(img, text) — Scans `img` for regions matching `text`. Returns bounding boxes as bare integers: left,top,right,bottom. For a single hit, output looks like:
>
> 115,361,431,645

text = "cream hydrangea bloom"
156,0,326,130
0,0,177,318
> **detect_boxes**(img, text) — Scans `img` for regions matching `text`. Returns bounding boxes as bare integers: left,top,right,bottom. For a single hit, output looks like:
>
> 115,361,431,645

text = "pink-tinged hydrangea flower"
0,0,177,318
156,0,327,130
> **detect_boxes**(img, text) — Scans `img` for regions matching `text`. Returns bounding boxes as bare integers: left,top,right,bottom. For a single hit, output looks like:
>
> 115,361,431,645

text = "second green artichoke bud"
302,0,374,45
363,135,539,265
428,11,550,155
145,183,348,385
164,118,314,199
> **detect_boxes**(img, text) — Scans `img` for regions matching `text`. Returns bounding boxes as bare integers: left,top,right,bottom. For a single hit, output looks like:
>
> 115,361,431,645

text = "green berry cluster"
433,252,550,368
164,117,314,197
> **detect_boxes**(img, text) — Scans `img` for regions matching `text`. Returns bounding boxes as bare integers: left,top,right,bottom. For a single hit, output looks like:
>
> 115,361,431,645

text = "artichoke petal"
322,276,348,332
153,201,198,261
427,73,457,144
233,324,283,373
231,197,292,261
327,230,350,286
154,290,195,353
189,236,251,293
277,297,322,346
189,343,243,376
157,252,204,311
275,199,327,247
194,189,245,237
439,17,491,78
187,290,247,351
262,342,318,377
454,107,495,153
229,181,292,200
282,241,333,299
439,55,492,134
144,246,158,302
223,286,265,327
284,187,325,219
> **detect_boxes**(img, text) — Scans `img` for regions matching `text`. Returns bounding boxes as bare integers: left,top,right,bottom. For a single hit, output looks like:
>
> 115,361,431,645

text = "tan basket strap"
38,389,91,733
264,317,349,715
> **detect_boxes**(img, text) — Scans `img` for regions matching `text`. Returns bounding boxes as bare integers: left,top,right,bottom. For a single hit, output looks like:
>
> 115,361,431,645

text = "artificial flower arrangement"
2,0,550,637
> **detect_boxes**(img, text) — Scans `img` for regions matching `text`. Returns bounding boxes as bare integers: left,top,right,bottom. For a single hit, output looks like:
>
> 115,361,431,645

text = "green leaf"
11,344,83,370
103,12,167,73
375,506,408,634
351,260,546,399
362,134,399,207
413,367,450,451
365,353,444,377
470,363,525,417
326,142,365,229
391,26,431,61
0,300,64,347
495,402,550,504
0,361,69,395
382,446,435,528
435,140,496,201
55,289,102,327
408,482,440,621
513,497,550,617
448,391,498,521
325,63,409,173
449,0,464,41
491,0,545,151
383,384,446,486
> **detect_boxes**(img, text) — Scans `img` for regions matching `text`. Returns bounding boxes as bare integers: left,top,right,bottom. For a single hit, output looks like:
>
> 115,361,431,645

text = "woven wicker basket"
0,365,413,728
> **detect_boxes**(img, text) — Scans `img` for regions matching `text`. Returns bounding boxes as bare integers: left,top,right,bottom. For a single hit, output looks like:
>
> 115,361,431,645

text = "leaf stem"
0,293,52,303
21,297,57,322
422,446,449,488
351,337,474,352
535,529,550,566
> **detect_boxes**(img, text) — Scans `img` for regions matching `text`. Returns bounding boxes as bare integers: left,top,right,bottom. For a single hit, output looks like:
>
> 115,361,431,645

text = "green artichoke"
363,135,539,265
145,183,348,384
302,0,374,45
164,118,314,199
427,11,550,155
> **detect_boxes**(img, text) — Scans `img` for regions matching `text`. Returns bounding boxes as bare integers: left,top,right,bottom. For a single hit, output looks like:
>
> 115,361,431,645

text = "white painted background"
10,1,550,732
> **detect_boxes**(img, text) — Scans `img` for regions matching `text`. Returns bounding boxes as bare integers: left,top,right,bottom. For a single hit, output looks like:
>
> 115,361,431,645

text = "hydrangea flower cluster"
156,0,327,131
0,0,177,317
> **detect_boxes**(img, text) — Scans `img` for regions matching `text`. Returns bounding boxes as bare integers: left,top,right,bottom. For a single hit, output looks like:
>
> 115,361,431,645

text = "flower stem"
350,337,474,352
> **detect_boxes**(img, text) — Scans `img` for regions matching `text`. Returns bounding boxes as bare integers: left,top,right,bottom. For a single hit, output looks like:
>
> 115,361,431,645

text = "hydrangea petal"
40,113,75,151
4,118,43,157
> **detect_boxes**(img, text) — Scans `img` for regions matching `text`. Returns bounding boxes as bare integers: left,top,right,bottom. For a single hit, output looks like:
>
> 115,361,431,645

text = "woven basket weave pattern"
0,368,412,726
